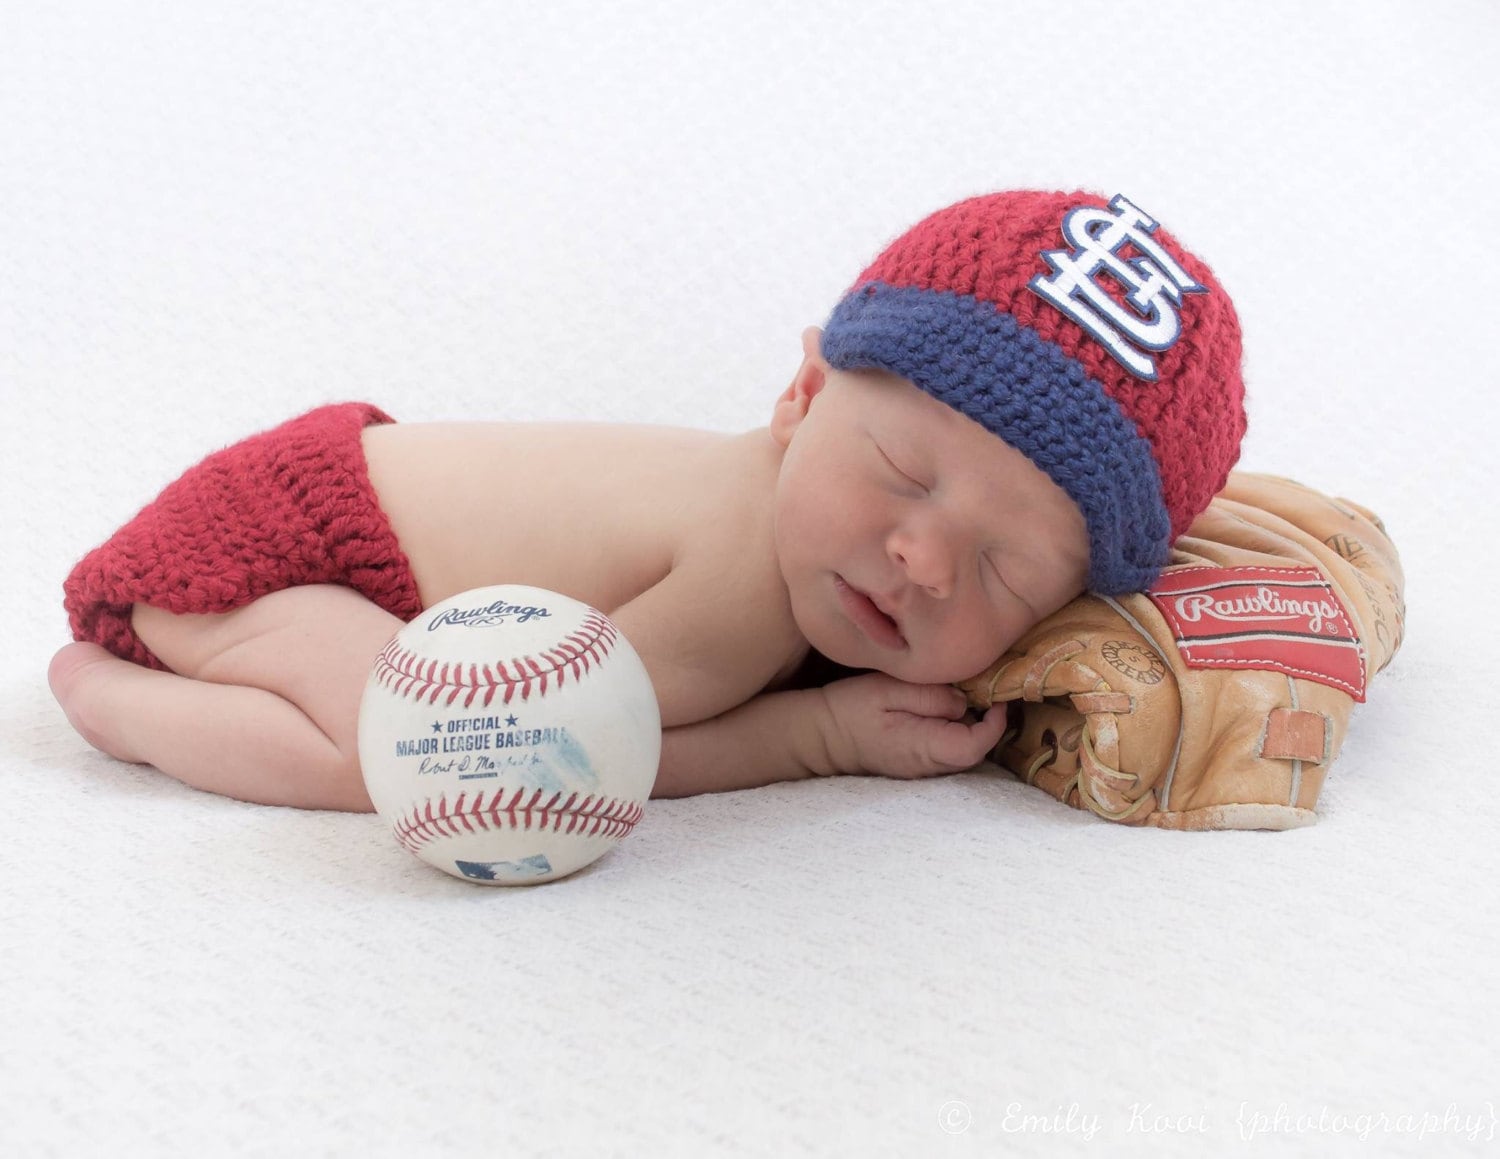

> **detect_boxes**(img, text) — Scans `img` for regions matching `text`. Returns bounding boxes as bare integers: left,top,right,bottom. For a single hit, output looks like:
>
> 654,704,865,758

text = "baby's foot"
47,642,146,763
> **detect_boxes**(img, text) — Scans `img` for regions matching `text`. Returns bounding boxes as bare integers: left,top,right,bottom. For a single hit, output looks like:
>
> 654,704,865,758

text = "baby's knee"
47,642,149,764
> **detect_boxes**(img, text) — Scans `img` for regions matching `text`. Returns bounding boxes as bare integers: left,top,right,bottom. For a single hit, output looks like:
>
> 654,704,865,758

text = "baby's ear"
770,326,828,445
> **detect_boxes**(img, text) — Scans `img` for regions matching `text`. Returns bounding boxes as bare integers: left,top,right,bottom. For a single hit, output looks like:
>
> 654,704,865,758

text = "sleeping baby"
49,190,1246,810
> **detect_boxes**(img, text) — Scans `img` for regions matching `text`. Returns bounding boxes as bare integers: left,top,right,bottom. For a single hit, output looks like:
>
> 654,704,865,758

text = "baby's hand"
814,672,1008,780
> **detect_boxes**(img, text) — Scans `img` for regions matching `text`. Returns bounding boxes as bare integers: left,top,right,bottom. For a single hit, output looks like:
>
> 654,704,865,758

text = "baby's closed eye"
981,552,1029,608
875,443,929,493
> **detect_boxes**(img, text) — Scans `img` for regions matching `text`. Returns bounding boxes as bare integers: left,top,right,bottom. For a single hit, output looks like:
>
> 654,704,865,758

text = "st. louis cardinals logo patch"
1028,194,1206,381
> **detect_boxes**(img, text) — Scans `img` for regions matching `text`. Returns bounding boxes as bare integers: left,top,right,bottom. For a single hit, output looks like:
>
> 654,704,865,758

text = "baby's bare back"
362,420,810,718
362,420,705,611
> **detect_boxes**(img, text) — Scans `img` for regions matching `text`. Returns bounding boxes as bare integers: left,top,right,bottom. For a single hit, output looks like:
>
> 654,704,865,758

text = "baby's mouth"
833,575,906,649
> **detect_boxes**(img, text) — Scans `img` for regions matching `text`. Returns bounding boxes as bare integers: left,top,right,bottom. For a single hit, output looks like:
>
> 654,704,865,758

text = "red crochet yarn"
63,402,423,671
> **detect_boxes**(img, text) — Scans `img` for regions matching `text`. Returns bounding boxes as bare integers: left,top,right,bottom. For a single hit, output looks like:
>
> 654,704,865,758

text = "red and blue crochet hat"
821,189,1246,595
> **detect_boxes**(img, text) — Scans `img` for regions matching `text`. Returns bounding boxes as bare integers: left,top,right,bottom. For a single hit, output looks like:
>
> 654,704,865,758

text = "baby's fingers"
928,704,1009,770
886,680,970,721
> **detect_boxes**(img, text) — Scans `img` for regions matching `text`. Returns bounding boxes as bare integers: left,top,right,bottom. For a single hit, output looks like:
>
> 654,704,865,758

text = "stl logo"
1028,194,1206,381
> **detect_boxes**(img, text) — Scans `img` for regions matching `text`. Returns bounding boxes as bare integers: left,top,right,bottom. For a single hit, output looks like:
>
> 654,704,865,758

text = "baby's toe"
48,643,142,761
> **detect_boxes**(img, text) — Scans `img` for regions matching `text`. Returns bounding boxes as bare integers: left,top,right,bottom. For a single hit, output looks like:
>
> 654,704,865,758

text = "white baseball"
357,584,660,885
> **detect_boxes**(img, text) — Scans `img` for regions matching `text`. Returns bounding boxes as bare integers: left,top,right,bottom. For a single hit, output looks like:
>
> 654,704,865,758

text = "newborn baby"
49,190,1246,810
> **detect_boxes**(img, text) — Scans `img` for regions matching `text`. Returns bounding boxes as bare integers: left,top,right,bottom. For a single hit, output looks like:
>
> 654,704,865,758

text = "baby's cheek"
952,614,1018,675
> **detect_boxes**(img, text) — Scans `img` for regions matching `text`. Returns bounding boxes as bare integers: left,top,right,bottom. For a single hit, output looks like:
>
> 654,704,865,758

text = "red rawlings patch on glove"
1145,566,1367,701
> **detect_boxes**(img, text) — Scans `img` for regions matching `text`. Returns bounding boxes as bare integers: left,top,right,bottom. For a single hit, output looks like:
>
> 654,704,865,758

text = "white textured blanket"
4,3,1496,1155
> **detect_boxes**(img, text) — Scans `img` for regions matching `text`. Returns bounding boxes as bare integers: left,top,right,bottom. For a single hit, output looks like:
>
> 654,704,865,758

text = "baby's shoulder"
672,428,780,573
670,433,809,685
537,426,807,725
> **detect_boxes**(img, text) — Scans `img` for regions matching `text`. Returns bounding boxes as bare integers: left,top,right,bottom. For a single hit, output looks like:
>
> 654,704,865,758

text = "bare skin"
49,327,1092,809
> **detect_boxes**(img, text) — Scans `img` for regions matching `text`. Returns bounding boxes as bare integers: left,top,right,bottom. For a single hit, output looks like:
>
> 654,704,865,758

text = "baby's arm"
608,564,1007,798
652,687,831,797
652,675,1010,798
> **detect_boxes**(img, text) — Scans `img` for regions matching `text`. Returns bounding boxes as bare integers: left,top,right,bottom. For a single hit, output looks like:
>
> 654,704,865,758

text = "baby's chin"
879,656,989,687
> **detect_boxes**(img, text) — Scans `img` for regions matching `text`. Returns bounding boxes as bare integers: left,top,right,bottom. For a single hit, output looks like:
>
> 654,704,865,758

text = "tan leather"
956,472,1406,830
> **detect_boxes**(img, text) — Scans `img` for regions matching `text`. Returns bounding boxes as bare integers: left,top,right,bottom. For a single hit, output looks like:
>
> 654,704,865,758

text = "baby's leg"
48,585,404,811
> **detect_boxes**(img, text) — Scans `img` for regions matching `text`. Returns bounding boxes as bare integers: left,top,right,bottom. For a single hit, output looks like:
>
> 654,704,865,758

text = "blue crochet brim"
821,282,1172,595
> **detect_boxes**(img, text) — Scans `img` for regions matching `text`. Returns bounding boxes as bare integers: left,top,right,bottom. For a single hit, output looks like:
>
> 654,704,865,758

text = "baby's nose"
889,527,958,599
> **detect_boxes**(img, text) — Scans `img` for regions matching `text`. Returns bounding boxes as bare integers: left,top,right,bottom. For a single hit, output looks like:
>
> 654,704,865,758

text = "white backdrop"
3,2,1498,1156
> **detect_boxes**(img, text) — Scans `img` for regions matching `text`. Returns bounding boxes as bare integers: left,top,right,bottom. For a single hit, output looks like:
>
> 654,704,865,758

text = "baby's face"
770,332,1091,685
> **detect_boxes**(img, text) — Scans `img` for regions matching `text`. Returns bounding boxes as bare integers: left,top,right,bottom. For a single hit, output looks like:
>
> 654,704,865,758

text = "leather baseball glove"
956,472,1405,830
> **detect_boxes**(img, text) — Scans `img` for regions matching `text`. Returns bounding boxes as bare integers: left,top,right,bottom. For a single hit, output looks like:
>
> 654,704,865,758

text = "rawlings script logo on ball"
1028,194,1206,381
428,599,553,630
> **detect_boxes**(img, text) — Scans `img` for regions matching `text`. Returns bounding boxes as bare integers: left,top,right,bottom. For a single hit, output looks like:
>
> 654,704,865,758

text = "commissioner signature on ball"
418,752,543,777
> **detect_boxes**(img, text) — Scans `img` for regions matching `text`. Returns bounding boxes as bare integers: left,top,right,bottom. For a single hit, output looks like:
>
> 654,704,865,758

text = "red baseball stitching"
372,611,620,708
392,787,644,853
